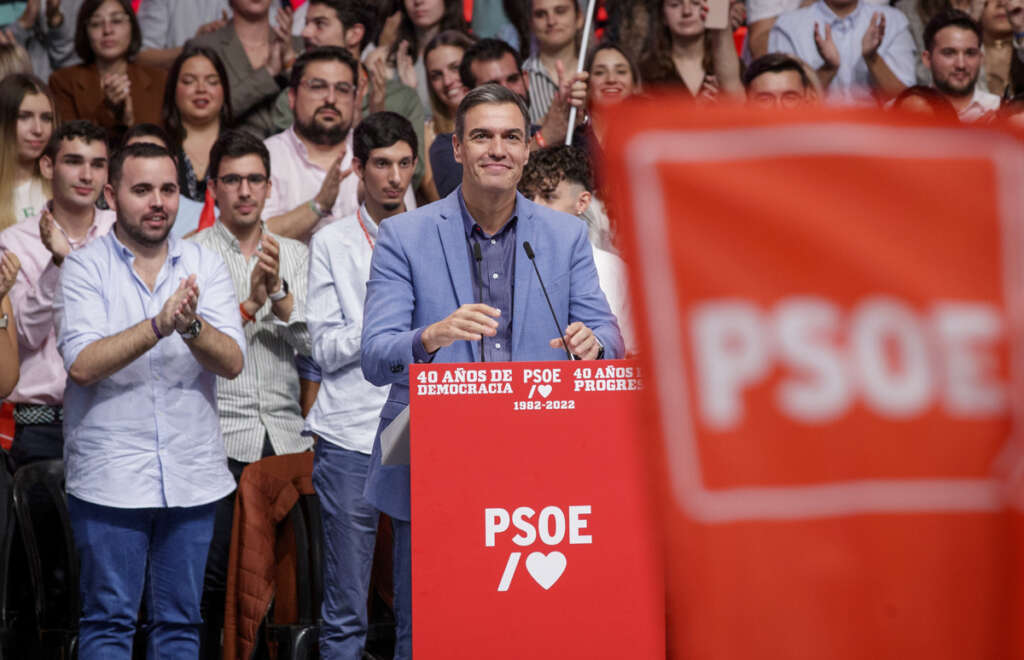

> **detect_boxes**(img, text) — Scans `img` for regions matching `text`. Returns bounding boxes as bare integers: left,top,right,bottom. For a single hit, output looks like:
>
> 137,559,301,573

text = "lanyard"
357,209,374,250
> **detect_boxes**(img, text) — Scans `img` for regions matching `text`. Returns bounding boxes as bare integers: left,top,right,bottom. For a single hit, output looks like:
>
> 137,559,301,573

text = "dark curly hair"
518,144,594,199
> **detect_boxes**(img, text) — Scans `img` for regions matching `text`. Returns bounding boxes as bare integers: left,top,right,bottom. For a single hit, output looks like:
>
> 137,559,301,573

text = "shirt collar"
109,225,183,264
458,190,520,240
815,0,862,30
211,218,269,254
285,126,352,172
357,203,379,239
45,202,108,248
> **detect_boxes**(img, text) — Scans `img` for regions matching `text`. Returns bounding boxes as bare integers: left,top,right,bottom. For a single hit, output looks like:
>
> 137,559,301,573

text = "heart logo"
525,551,567,590
537,384,553,398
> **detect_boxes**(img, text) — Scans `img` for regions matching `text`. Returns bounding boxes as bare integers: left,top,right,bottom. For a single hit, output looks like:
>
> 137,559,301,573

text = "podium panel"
409,360,663,659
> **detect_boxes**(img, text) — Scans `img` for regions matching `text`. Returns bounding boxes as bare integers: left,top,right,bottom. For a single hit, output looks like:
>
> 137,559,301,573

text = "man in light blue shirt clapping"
54,142,245,660
768,0,916,103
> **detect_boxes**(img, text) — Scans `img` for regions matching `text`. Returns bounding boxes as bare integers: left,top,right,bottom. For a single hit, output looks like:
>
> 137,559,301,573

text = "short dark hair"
923,9,981,52
309,0,377,51
121,123,173,149
75,0,142,64
455,83,530,140
290,46,360,89
459,38,522,89
353,111,418,164
519,145,593,200
162,45,233,148
742,53,811,90
43,120,107,160
208,129,271,180
109,142,174,188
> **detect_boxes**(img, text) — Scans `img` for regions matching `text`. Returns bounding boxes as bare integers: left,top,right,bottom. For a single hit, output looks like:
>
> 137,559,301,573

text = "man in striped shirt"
190,130,313,658
522,0,584,125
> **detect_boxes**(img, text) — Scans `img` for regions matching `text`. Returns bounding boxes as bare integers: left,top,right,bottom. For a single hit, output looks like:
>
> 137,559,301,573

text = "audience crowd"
1,0,1024,658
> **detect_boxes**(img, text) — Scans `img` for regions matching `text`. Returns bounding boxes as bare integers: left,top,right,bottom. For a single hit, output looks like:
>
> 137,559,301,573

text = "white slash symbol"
527,385,537,399
497,552,521,591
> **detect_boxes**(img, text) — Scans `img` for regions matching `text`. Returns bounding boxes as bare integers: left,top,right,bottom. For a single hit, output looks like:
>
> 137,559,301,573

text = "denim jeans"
68,495,216,660
393,517,412,660
313,439,380,659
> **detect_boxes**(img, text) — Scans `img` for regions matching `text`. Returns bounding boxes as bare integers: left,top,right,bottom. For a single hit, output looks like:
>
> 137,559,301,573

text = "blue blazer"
360,188,624,520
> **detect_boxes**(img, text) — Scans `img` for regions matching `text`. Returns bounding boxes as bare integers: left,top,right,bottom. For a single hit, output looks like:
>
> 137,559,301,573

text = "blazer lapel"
435,191,474,309
512,194,536,354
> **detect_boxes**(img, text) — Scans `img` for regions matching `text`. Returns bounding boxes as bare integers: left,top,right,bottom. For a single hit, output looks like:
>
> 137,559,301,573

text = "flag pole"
565,0,598,145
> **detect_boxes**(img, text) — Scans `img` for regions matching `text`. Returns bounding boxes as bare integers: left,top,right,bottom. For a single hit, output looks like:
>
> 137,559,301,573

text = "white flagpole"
565,0,598,146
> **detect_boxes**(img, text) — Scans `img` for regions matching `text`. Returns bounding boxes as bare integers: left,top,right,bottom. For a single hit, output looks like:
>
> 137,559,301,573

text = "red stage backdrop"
409,360,664,659
603,101,1024,659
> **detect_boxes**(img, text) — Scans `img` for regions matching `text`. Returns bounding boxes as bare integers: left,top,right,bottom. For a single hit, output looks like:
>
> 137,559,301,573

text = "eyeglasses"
298,78,355,99
216,174,269,189
87,12,130,30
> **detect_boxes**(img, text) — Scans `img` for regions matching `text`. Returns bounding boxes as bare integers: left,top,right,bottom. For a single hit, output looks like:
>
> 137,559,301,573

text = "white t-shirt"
12,178,46,224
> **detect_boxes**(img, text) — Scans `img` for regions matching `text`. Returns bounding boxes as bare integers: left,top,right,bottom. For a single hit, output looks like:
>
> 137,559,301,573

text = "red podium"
409,360,664,659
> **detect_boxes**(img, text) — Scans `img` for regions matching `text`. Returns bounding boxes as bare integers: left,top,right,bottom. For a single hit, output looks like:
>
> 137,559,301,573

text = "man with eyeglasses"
189,129,313,659
263,46,416,245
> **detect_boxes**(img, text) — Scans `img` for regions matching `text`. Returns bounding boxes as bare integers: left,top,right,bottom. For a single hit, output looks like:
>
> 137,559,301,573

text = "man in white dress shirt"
54,142,244,660
304,111,417,659
768,0,916,103
922,10,1000,122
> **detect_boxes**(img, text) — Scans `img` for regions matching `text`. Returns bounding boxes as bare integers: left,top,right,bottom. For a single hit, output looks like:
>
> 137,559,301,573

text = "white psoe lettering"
691,297,1006,430
485,505,592,547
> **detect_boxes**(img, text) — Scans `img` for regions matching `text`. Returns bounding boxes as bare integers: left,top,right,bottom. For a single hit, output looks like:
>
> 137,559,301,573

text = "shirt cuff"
412,327,437,364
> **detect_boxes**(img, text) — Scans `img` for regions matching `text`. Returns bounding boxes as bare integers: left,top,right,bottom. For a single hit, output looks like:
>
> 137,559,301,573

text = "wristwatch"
268,278,289,302
178,317,203,340
0,313,7,330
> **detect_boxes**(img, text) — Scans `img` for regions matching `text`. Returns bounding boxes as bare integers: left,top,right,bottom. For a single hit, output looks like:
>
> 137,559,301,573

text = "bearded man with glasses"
262,46,417,245
190,129,314,659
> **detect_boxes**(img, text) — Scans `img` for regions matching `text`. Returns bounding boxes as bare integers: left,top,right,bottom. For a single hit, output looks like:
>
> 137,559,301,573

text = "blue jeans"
68,495,216,660
393,517,411,660
313,440,380,659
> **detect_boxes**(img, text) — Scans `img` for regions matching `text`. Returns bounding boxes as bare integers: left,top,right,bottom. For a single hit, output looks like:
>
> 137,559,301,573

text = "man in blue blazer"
360,84,623,659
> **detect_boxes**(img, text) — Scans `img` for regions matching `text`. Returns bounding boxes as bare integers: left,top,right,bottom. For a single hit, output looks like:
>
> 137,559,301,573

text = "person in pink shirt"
0,251,21,399
0,119,113,467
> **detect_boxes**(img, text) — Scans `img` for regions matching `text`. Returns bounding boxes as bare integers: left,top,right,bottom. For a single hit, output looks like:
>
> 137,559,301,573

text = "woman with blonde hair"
0,40,32,79
0,73,57,232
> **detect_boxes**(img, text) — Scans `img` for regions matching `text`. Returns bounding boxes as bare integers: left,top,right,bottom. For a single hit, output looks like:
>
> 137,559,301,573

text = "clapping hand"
39,207,71,266
813,21,840,69
862,12,886,59
0,251,21,301
101,72,134,124
155,275,199,337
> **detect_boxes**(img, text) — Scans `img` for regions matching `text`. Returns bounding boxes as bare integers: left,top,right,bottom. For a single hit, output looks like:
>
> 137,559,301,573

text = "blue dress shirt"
768,0,916,104
55,231,244,509
412,192,522,363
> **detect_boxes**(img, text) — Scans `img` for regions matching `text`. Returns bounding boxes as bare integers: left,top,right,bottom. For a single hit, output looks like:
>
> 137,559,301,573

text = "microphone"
523,241,575,360
472,241,486,363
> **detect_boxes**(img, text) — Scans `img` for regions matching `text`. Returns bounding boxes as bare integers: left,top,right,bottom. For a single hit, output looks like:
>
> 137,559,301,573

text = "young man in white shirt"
518,144,637,356
304,111,417,659
923,9,1000,122
55,142,244,660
